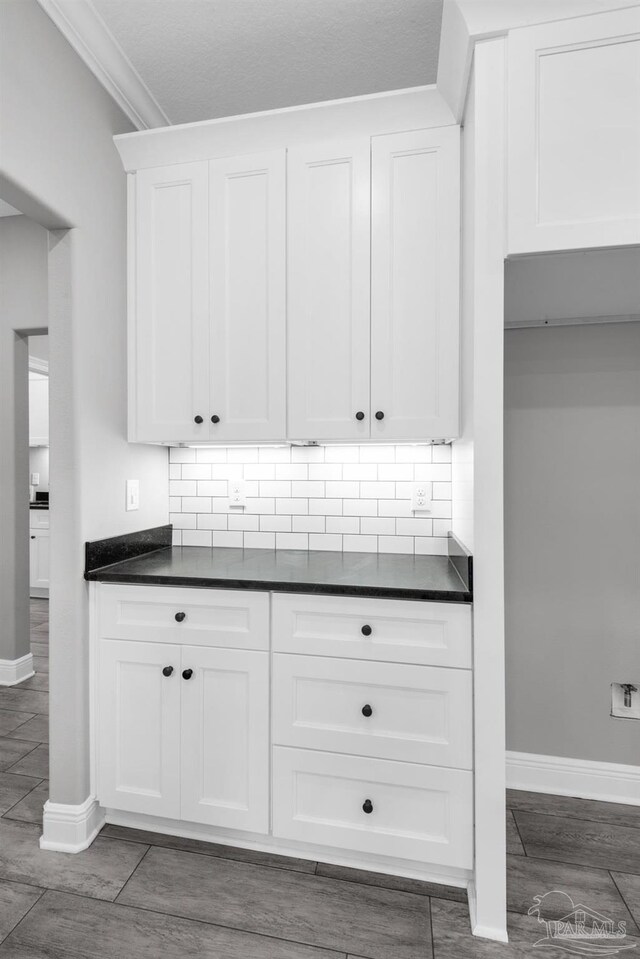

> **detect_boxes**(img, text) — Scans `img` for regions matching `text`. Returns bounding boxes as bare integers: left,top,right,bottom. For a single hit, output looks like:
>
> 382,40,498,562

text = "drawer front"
273,747,473,868
30,511,49,530
272,593,471,667
273,654,472,768
98,584,269,650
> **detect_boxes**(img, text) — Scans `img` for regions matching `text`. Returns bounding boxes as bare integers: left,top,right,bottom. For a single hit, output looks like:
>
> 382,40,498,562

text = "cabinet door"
209,152,286,441
133,163,210,442
97,640,181,818
508,9,640,254
371,127,460,440
29,530,49,591
181,646,269,833
288,141,370,441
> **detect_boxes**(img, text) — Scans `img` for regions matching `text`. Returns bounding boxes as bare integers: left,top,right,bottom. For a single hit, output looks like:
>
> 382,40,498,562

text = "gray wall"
0,216,49,662
0,0,169,807
505,322,640,765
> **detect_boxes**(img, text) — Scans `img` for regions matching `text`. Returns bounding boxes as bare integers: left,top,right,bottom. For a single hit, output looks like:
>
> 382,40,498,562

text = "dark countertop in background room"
85,526,472,603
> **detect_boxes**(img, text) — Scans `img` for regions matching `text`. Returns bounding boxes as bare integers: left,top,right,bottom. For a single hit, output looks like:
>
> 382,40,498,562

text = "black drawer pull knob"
362,799,374,814
362,704,373,718
355,411,365,421
175,612,186,623
162,666,174,677
375,411,384,421
194,415,203,424
30,535,36,540
182,668,193,680
211,414,220,424
361,624,372,636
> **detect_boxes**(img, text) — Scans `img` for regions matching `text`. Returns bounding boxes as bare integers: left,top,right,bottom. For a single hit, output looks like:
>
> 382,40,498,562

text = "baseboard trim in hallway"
507,750,640,806
40,796,106,853
0,652,35,686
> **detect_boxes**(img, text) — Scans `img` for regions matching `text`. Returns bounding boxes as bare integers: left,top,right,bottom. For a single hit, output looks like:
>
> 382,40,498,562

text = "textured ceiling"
92,0,443,124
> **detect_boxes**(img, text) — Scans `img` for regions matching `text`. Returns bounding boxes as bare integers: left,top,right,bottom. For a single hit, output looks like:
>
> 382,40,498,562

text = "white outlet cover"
228,478,247,508
126,479,140,511
411,481,433,513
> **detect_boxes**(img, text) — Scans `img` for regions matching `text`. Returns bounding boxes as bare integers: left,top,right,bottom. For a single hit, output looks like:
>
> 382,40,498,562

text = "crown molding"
36,0,170,130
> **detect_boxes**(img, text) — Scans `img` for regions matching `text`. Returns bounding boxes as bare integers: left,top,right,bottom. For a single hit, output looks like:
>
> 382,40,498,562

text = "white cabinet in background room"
29,527,49,596
287,140,371,441
131,152,286,443
508,8,640,255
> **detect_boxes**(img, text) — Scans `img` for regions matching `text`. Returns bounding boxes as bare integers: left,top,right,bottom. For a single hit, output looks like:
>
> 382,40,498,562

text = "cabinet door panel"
97,640,181,817
288,141,370,441
371,128,460,440
29,530,49,591
210,152,286,441
508,9,640,253
181,646,269,833
134,163,210,442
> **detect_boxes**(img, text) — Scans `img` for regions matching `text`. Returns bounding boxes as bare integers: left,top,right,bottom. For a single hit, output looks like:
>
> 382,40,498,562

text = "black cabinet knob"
361,624,372,636
375,411,384,421
30,535,35,540
362,704,373,718
194,415,203,424
175,612,186,623
355,411,365,421
182,668,193,680
211,415,220,424
162,666,174,677
362,799,374,814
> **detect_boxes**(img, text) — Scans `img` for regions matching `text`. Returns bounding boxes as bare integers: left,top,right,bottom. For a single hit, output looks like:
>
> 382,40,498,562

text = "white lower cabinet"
29,528,50,595
272,747,473,868
97,637,269,832
94,585,473,879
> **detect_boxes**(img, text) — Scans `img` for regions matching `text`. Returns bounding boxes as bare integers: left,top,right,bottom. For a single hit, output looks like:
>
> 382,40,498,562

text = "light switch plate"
30,473,40,486
228,478,247,508
126,479,139,511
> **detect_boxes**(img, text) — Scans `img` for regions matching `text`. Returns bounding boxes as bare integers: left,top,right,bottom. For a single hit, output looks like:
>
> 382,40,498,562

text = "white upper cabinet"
287,140,371,441
371,128,460,440
508,8,640,255
209,151,286,441
133,162,210,443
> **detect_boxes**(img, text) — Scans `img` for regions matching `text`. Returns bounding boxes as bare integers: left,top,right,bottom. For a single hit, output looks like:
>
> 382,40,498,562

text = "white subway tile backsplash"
276,532,309,549
327,516,360,534
169,444,452,555
244,531,275,549
293,515,325,533
259,515,292,532
343,534,378,552
172,530,182,546
182,529,213,547
309,533,342,551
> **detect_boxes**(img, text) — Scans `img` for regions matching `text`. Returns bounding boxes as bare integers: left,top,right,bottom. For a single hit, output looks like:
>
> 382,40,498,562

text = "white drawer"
273,654,472,768
273,747,473,868
30,510,49,530
272,593,471,668
97,584,269,650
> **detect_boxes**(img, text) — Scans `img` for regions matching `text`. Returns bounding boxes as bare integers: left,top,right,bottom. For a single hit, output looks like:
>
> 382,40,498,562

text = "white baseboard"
0,653,34,686
467,882,509,943
40,797,105,853
507,751,640,806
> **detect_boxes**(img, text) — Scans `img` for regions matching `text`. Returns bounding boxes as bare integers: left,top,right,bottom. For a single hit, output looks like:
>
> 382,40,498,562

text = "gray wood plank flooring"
0,599,638,958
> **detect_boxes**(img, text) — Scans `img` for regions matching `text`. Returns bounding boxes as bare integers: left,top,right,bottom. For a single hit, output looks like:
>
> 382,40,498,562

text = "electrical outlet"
411,482,432,512
611,682,640,720
30,473,40,486
228,478,247,508
125,479,139,511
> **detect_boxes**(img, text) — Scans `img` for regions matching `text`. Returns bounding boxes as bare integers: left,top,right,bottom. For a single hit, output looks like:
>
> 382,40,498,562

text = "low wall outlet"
228,478,247,508
611,682,640,720
411,482,433,513
125,479,139,511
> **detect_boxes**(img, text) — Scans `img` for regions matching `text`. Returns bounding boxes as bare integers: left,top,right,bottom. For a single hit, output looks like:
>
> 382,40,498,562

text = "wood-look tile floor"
0,599,637,956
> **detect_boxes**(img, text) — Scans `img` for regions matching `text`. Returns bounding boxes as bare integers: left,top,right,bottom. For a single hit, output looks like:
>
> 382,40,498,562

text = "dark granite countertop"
85,545,472,603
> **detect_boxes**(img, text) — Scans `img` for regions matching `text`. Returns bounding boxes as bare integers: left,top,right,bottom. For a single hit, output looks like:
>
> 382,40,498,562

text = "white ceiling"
90,0,443,125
